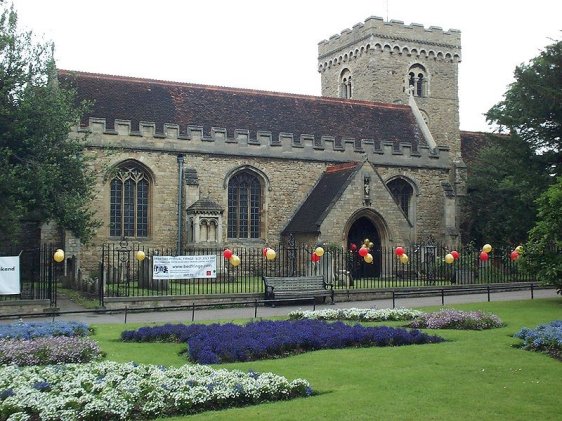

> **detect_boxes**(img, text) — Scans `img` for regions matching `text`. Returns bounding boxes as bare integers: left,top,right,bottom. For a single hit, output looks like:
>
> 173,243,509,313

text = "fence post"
392,291,396,309
530,283,534,299
191,302,195,321
254,299,258,318
487,285,491,302
441,289,444,306
124,306,128,324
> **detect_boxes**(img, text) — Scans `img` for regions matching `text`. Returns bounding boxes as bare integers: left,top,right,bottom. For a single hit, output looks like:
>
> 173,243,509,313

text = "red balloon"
223,249,233,259
350,243,357,251
395,247,405,256
311,252,321,262
510,251,519,261
451,250,460,260
479,251,489,261
358,247,368,257
262,247,269,257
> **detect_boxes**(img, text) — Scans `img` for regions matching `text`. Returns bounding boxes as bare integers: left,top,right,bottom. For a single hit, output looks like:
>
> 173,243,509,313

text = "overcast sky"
13,0,561,132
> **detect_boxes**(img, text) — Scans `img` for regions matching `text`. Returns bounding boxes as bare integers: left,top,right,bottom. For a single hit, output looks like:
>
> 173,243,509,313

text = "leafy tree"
0,2,98,242
520,177,562,292
486,40,562,176
462,134,549,246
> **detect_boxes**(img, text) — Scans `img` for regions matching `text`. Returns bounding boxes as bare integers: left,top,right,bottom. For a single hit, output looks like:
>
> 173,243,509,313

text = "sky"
12,0,562,132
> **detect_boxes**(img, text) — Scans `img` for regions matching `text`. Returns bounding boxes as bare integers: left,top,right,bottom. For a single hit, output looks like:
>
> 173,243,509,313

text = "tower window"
340,69,352,99
387,177,415,222
407,64,428,97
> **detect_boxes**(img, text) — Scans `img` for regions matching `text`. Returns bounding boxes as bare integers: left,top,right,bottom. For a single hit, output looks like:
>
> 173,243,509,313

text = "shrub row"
407,309,504,330
289,307,424,321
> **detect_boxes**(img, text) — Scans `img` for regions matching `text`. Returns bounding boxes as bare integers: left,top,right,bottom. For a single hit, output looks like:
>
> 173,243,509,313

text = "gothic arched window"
228,171,262,239
109,163,151,238
407,64,428,97
340,69,352,99
387,178,414,221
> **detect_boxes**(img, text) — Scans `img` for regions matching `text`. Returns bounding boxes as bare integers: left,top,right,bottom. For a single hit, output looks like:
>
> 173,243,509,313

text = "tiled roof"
460,131,492,167
282,162,360,234
59,70,423,148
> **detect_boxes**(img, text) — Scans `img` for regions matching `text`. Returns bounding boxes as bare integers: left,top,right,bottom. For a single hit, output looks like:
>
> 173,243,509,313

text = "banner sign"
0,256,20,295
152,255,217,280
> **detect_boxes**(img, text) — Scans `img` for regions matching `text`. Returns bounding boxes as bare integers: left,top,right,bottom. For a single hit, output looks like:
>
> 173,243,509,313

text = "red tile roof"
59,70,423,148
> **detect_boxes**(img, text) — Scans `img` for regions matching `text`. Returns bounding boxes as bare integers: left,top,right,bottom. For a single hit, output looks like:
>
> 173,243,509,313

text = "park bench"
262,275,334,304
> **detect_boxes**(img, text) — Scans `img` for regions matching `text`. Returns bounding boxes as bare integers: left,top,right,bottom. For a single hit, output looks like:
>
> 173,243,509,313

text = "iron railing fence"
100,242,535,302
0,244,60,306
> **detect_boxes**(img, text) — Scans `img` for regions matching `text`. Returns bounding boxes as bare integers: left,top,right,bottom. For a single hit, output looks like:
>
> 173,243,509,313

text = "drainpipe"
177,154,185,255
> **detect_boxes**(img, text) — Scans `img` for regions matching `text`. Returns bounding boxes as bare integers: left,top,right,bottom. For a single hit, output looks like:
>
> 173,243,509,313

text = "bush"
514,320,562,360
0,321,90,340
0,336,102,365
408,309,504,330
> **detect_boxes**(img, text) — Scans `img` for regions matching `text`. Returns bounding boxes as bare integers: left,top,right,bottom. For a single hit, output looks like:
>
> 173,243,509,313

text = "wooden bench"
262,275,334,304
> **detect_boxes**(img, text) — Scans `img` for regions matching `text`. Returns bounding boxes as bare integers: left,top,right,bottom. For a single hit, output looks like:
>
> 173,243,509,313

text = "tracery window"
110,163,150,238
387,178,414,221
227,171,262,239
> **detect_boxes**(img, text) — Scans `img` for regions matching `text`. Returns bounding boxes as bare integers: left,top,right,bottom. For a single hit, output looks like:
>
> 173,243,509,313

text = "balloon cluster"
358,238,374,264
395,246,409,264
480,243,492,261
444,250,460,264
311,246,324,262
223,248,241,267
510,245,523,261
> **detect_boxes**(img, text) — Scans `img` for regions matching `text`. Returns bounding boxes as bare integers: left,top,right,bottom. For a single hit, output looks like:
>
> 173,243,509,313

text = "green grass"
90,298,562,420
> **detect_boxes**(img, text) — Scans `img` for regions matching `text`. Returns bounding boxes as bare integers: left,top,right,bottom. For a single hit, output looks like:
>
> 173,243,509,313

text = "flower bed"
0,361,312,420
514,320,562,360
0,336,102,366
408,309,504,330
0,321,90,339
123,320,445,364
289,308,424,322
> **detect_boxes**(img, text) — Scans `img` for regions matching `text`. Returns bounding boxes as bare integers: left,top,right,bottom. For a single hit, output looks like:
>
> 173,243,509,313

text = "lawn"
90,298,562,421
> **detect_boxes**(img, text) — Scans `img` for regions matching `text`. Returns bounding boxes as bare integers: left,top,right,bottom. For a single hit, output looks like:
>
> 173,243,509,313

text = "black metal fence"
100,242,534,304
0,244,60,306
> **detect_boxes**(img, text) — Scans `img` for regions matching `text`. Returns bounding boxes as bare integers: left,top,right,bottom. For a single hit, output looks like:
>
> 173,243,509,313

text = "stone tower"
318,16,462,157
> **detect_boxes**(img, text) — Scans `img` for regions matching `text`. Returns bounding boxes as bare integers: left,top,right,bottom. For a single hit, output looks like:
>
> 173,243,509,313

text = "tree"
461,134,549,246
520,176,562,293
0,2,98,242
486,40,562,176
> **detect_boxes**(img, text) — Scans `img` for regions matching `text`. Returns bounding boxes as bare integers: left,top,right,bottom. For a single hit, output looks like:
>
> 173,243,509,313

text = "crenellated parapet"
318,16,461,72
77,118,451,169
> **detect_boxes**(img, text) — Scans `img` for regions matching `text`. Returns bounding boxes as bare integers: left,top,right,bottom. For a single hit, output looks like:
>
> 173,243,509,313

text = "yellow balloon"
444,253,454,264
53,249,65,263
230,255,241,266
266,248,277,260
364,253,373,264
314,247,325,257
363,238,370,245
483,244,492,253
135,250,146,261
368,242,374,249
399,254,409,264
515,245,524,254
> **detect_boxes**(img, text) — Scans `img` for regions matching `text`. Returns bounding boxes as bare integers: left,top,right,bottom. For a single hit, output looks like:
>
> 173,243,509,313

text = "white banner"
152,255,217,280
0,256,20,295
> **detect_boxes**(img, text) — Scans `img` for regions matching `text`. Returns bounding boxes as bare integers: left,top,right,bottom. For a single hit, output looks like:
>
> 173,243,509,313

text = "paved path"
3,288,558,325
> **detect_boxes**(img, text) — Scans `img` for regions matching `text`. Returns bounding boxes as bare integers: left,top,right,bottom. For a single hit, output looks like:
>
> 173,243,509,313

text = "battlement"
318,16,461,70
77,118,450,169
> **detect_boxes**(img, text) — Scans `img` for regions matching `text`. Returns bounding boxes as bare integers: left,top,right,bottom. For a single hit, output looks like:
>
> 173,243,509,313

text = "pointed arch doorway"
347,216,382,278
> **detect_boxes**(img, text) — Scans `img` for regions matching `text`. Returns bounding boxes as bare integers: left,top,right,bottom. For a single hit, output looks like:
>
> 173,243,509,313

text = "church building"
57,16,467,277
